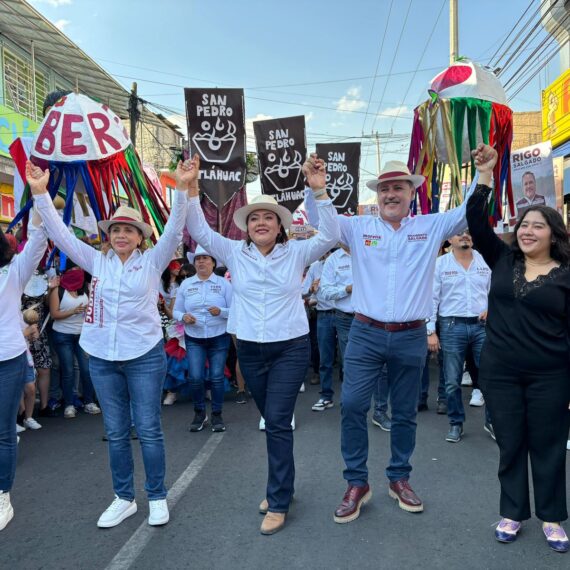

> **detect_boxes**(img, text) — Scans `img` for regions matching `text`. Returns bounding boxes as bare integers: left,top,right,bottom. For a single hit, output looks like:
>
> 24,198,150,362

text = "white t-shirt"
52,290,89,334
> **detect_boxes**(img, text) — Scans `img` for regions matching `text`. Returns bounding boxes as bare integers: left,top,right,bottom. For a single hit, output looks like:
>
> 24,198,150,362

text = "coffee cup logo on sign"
264,148,303,193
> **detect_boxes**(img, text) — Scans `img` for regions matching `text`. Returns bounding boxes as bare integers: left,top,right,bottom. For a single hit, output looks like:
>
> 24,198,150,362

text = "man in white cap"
304,145,497,522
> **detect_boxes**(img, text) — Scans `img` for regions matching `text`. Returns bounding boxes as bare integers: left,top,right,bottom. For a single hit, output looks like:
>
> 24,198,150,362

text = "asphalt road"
3,366,569,570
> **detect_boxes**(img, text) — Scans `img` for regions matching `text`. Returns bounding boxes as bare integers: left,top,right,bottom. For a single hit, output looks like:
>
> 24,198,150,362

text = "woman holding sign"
26,158,193,530
186,154,339,535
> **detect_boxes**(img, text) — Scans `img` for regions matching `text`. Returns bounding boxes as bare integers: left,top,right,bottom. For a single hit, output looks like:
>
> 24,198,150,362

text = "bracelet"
312,188,327,199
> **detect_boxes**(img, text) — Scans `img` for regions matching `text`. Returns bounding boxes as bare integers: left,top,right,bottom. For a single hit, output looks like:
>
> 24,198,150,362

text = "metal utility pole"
450,0,459,65
375,131,381,173
129,82,140,148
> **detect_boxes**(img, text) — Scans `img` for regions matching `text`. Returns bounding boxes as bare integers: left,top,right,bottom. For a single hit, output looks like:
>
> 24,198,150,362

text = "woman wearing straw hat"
185,154,340,535
173,245,232,432
25,157,196,529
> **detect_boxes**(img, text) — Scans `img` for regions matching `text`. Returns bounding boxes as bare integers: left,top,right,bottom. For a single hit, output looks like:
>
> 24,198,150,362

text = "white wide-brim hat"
233,194,293,232
365,160,425,191
187,244,217,266
98,205,153,239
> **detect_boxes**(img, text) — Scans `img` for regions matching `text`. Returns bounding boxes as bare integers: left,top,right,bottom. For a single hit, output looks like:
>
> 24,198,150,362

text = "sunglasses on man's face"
456,231,471,237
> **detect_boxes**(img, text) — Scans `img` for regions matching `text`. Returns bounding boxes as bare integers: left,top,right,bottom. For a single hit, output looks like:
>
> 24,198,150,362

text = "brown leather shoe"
260,512,286,535
333,484,372,523
259,499,268,514
388,480,423,513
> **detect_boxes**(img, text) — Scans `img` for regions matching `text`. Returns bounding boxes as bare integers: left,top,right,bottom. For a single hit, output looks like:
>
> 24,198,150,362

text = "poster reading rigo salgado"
254,115,307,213
185,88,246,209
315,142,360,215
510,141,555,221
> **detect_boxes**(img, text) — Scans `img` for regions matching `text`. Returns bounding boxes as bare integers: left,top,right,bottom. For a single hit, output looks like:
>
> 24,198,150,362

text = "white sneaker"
84,403,101,415
461,371,473,386
97,496,137,528
163,392,177,406
23,418,42,430
0,491,14,531
64,405,77,419
148,499,169,526
16,423,26,434
469,389,485,407
299,383,306,393
259,417,265,431
291,414,296,431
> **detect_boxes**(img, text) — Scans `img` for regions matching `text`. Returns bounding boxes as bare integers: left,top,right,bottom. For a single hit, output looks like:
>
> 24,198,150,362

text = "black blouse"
466,184,570,373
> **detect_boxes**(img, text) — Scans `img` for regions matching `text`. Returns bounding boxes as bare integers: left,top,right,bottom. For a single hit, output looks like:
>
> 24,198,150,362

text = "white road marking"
105,433,224,570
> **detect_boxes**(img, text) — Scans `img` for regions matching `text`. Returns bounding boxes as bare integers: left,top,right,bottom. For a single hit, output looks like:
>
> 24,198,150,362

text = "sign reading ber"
32,93,130,161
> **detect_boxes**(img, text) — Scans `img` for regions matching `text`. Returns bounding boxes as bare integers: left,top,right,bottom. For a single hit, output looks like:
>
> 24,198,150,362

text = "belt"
441,316,481,324
355,313,425,332
335,310,355,317
317,309,335,314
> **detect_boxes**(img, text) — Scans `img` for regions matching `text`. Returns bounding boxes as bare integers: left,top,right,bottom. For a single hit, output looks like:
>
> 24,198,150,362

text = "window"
3,48,49,121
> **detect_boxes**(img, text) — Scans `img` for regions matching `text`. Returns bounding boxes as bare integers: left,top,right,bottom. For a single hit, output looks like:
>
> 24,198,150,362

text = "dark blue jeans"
373,364,390,413
51,330,95,406
89,341,167,501
0,352,27,492
420,350,446,405
334,311,354,367
316,311,336,400
237,334,309,513
186,333,230,413
439,317,486,425
342,319,426,485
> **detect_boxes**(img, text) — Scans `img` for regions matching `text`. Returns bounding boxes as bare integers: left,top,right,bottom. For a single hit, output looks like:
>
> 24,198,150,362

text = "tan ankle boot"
259,499,268,514
260,512,286,535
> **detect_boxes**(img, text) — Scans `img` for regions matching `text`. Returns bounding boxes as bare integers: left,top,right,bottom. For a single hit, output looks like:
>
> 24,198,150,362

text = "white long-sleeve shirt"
301,259,335,311
320,249,353,313
173,273,232,338
0,225,47,360
427,249,491,332
304,176,478,323
185,196,340,342
33,190,188,360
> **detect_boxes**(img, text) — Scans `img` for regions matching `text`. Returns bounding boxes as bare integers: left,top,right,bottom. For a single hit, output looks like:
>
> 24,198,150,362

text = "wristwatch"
427,330,435,336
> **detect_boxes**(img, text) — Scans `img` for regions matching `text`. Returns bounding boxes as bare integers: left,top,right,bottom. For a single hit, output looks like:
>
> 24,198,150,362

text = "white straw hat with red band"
98,205,153,239
365,160,425,191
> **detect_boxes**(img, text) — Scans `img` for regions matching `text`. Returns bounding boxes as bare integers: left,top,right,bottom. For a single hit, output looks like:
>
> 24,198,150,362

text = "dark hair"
177,263,195,283
43,90,72,117
161,268,171,294
245,212,288,246
0,230,15,268
522,171,536,181
511,205,570,264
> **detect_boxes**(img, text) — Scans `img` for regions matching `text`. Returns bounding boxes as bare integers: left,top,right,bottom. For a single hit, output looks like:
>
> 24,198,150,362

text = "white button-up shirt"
34,191,188,360
0,225,47,360
173,273,232,338
186,196,340,342
301,259,335,311
304,178,477,322
427,249,491,332
320,249,353,313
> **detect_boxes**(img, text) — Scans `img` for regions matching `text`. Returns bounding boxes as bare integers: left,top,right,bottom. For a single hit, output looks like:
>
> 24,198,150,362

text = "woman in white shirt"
0,219,46,532
49,266,101,418
173,245,232,432
185,155,340,535
26,158,194,530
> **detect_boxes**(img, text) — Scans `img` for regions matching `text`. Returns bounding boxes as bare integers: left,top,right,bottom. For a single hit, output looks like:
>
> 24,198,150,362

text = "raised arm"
14,210,48,290
27,161,97,274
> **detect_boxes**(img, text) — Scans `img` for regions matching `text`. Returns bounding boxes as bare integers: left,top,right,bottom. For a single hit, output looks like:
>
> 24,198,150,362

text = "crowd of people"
0,142,568,554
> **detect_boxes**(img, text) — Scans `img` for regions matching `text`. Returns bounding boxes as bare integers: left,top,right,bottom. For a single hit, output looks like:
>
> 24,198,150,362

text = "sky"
28,0,566,202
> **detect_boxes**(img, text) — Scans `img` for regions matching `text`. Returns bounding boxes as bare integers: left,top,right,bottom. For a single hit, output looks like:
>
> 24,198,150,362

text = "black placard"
254,115,307,213
185,88,246,208
316,142,360,215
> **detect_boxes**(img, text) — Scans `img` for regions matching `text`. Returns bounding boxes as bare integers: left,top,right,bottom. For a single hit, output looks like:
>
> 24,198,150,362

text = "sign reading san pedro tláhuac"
254,115,307,213
315,142,360,215
185,88,246,208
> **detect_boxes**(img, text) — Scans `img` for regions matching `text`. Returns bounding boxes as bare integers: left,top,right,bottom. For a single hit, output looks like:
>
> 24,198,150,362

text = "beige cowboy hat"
365,160,425,191
233,194,293,232
98,206,153,239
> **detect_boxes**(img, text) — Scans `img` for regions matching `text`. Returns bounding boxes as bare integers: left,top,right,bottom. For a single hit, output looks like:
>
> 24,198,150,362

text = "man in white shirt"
305,146,497,522
427,230,491,443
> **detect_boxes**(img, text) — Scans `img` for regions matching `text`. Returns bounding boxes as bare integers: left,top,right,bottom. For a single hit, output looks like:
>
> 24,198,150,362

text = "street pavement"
2,365,569,570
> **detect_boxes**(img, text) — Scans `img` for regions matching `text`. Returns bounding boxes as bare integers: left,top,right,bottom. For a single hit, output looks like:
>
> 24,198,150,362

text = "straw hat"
187,245,217,266
98,206,153,239
365,161,425,191
233,194,293,232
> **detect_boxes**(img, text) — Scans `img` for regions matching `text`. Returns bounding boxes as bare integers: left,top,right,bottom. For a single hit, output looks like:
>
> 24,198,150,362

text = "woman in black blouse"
467,144,570,554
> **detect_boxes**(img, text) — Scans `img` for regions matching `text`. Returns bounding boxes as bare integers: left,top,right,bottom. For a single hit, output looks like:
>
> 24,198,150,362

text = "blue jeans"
316,311,336,400
335,310,354,365
51,330,95,406
420,350,446,405
89,341,167,501
342,319,426,484
439,317,486,425
186,333,230,413
0,352,27,492
237,335,309,513
373,364,390,413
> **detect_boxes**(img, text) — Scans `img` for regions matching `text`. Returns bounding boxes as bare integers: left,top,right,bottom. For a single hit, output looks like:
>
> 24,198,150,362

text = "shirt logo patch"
363,234,381,247
407,233,428,242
